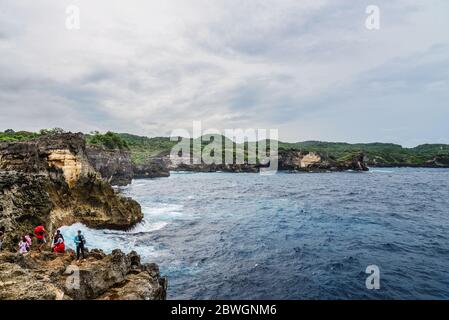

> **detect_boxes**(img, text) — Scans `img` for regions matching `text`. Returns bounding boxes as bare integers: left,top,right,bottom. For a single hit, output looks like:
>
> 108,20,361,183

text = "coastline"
1,132,448,300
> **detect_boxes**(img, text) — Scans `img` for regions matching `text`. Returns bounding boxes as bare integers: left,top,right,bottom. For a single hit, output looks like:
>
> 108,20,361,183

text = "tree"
39,128,66,135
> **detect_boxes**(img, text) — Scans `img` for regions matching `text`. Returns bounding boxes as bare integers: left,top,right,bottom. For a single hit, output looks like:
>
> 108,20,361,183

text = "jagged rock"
86,145,134,186
64,249,129,299
0,133,143,250
0,250,166,300
344,152,369,171
132,157,170,179
88,248,107,260
127,251,141,272
142,262,162,279
99,271,167,300
85,147,170,185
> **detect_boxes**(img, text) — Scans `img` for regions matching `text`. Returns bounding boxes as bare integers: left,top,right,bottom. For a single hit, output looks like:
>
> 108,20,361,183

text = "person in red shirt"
34,225,48,252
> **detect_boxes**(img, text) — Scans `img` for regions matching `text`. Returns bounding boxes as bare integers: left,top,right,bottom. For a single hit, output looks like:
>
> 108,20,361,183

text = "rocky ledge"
0,249,167,300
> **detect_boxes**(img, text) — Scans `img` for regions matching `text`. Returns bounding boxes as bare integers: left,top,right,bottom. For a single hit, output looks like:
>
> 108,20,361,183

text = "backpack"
34,226,45,237
78,235,86,245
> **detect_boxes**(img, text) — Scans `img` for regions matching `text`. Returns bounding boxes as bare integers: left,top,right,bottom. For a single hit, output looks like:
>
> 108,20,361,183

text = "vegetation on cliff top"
117,133,177,164
2,129,449,167
0,128,70,142
85,131,129,151
277,141,449,166
115,133,449,167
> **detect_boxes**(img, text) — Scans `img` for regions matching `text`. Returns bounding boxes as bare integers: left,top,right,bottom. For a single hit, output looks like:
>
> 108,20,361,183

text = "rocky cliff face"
162,150,369,173
86,145,134,186
278,150,369,171
0,249,167,300
366,154,449,168
86,147,170,185
0,133,143,250
166,162,260,173
132,157,170,179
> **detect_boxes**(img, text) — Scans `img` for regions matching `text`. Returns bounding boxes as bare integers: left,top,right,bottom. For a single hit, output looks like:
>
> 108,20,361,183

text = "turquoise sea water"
61,168,449,299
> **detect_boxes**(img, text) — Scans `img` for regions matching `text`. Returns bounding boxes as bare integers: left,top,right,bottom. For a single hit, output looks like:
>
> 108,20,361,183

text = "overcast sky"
0,0,448,146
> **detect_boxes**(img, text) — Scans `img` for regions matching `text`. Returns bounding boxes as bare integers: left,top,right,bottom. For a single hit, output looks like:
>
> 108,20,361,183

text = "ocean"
61,168,449,299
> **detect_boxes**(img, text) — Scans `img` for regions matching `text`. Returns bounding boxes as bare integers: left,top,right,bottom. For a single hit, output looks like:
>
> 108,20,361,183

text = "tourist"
24,234,32,252
18,236,30,255
52,236,65,254
52,229,64,244
52,230,65,254
0,226,5,251
74,230,86,262
33,225,48,252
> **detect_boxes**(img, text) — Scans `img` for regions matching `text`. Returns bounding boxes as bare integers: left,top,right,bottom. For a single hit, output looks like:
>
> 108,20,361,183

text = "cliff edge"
0,133,143,250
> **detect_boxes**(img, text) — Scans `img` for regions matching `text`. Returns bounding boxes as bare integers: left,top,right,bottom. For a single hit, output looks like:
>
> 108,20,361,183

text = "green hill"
1,129,448,167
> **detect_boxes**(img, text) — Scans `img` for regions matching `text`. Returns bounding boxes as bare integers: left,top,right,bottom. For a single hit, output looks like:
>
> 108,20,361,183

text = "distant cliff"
86,145,134,186
85,132,170,185
0,133,143,250
112,133,449,169
3,130,448,170
82,133,370,179
85,146,170,185
277,150,368,171
160,150,368,172
132,156,170,179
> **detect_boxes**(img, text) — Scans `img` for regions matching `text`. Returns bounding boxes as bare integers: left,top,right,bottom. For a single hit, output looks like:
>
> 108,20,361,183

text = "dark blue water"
62,168,449,299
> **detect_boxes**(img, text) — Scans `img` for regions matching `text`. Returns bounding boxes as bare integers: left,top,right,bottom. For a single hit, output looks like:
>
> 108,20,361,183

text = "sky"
0,0,448,147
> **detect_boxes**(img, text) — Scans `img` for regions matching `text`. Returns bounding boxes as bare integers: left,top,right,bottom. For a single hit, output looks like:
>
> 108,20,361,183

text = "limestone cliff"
161,150,369,173
0,133,143,250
